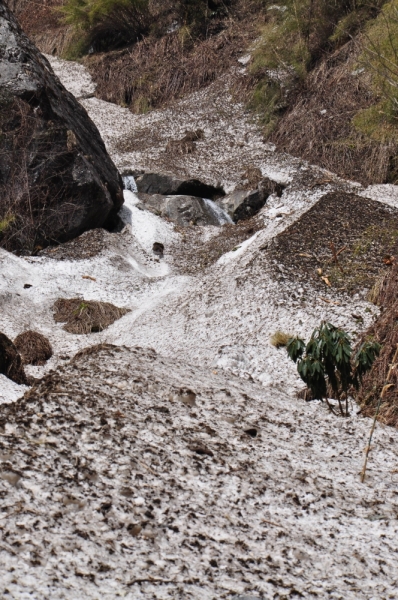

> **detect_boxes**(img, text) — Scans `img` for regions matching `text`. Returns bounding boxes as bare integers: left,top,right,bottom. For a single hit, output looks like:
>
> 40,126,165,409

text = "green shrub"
251,1,386,131
284,321,380,416
0,214,15,235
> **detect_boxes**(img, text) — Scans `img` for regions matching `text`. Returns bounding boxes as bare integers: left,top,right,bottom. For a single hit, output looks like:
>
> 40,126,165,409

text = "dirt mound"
14,331,53,366
356,265,398,427
0,332,27,384
53,298,130,334
268,192,398,295
39,228,111,260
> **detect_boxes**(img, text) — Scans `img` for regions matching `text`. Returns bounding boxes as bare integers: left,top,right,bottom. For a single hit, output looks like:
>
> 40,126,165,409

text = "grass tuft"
270,331,294,348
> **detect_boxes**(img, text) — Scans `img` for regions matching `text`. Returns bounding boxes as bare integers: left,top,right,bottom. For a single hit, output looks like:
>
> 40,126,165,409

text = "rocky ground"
1,54,398,598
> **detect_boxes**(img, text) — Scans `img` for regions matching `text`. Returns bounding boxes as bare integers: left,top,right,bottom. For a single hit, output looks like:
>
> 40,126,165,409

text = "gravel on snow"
1,54,398,598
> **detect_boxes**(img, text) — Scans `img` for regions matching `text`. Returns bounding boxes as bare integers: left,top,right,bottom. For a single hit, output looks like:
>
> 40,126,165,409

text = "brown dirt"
0,332,28,385
53,298,130,334
355,265,398,427
268,191,398,296
171,216,263,276
14,331,53,366
39,228,112,260
269,41,396,186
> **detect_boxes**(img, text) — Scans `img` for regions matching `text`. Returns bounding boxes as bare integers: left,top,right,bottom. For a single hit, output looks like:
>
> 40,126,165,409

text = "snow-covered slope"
1,55,398,599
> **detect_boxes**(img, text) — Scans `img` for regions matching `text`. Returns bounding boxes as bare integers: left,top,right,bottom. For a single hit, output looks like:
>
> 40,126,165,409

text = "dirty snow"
1,53,398,598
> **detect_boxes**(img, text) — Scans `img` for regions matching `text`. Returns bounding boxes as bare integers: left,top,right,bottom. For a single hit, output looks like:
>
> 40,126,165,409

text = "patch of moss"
0,214,15,235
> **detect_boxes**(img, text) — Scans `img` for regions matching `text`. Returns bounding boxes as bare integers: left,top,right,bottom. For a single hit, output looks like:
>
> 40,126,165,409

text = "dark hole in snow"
245,428,258,438
99,502,112,514
209,559,218,568
23,284,32,289
153,242,164,257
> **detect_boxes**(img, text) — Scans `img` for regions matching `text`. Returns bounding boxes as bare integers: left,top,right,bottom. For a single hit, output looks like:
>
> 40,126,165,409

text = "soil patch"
356,266,398,427
53,298,130,334
171,216,262,275
14,331,53,366
39,229,112,260
268,192,398,295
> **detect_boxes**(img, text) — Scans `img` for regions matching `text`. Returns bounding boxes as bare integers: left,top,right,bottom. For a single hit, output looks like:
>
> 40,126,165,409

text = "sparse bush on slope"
250,0,385,131
60,0,236,56
274,322,380,417
60,0,150,55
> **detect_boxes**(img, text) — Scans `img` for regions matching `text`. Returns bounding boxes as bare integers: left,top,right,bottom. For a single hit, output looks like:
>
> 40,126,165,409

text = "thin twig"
361,344,398,483
330,241,344,274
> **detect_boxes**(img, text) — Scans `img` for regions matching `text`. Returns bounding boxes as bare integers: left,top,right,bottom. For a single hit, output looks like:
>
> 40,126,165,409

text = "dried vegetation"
269,42,396,185
356,265,398,426
85,18,257,112
52,298,130,334
13,331,53,366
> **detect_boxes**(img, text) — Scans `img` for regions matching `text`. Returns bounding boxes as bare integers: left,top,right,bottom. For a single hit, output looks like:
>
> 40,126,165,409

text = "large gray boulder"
0,4,124,253
137,194,231,226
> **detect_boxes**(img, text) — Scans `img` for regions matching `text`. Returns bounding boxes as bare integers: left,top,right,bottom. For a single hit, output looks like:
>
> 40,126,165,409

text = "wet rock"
0,332,28,385
133,172,224,200
259,176,286,198
138,194,228,226
216,177,286,222
0,4,123,253
216,189,268,222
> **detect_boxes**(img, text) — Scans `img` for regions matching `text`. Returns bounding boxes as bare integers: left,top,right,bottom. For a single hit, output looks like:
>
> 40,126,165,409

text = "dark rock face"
133,172,224,200
216,189,267,222
215,177,284,222
0,4,124,253
0,332,28,385
137,194,230,226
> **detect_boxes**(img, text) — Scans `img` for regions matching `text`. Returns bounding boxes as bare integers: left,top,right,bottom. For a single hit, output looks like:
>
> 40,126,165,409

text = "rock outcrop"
0,4,124,253
0,332,27,384
132,171,224,200
216,177,285,222
137,193,231,226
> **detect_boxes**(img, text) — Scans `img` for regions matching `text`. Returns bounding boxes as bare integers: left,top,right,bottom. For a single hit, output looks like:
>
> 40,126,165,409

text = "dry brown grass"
53,298,130,334
85,14,258,112
356,265,398,427
269,40,396,186
270,331,293,349
14,331,53,366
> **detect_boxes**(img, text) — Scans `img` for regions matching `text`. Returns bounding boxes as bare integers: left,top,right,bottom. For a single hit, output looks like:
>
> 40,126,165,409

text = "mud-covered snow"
1,54,398,598
1,345,398,600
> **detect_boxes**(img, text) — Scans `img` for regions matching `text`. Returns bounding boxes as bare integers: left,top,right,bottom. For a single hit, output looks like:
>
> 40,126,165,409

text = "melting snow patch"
217,231,261,265
0,375,27,404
